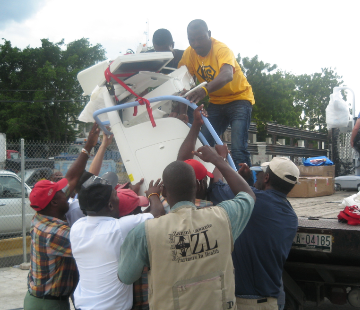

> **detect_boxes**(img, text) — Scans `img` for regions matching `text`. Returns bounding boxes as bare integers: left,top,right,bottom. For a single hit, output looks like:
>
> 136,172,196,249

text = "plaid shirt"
132,266,149,310
28,213,78,297
131,198,213,309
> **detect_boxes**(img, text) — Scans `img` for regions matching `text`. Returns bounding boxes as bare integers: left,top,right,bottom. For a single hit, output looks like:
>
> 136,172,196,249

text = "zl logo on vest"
169,224,219,263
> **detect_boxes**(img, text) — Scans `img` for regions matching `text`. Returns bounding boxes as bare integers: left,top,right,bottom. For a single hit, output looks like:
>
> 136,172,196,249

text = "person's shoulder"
118,213,153,224
127,220,147,240
174,49,184,56
70,216,86,230
35,214,69,233
218,191,255,211
255,189,297,215
181,46,195,59
211,38,231,51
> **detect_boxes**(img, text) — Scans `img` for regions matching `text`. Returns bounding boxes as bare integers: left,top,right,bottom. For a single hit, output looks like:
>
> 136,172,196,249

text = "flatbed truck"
285,191,360,309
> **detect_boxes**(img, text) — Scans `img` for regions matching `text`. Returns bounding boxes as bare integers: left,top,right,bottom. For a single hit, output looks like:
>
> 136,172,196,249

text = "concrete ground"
0,266,74,310
1,265,356,310
0,267,27,310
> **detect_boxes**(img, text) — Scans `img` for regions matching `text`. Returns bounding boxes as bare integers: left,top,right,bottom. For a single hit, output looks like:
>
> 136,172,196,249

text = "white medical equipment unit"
77,52,236,196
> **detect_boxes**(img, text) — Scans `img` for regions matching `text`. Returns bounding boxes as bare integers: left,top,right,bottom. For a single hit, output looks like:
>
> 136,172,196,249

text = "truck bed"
288,191,358,220
287,190,360,263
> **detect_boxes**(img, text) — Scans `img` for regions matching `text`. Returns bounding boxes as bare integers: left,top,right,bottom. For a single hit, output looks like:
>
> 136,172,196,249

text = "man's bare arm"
177,105,207,161
211,144,229,183
145,179,165,218
64,123,100,197
186,64,233,104
89,132,113,175
194,145,255,201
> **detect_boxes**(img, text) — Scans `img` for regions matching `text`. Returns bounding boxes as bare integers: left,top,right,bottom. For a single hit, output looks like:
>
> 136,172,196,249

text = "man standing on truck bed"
152,28,184,74
178,19,255,172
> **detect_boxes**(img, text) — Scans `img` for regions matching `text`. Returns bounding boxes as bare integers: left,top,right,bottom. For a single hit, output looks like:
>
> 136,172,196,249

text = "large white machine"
77,52,225,196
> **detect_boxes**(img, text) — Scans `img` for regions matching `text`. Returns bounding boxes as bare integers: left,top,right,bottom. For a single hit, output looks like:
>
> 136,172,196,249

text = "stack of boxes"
287,166,335,198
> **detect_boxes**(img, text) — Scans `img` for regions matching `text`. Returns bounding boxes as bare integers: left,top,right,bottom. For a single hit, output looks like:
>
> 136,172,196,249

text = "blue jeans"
201,100,252,168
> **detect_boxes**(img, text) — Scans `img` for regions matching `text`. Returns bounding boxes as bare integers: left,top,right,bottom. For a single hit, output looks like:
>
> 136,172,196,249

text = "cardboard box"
298,165,335,178
287,177,335,198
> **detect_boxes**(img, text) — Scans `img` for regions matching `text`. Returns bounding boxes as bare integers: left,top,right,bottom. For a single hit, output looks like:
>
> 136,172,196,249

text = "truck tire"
348,288,360,307
335,183,341,191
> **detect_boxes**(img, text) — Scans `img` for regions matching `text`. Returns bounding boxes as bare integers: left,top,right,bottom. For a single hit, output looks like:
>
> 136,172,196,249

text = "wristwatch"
81,148,90,158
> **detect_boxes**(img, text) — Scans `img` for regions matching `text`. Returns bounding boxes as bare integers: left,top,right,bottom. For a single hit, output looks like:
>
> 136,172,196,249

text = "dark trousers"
200,100,253,168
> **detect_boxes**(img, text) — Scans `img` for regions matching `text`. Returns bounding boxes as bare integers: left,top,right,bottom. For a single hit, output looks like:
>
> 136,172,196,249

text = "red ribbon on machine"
104,66,156,127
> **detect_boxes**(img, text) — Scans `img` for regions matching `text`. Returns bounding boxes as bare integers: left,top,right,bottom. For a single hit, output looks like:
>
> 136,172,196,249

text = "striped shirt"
28,213,78,297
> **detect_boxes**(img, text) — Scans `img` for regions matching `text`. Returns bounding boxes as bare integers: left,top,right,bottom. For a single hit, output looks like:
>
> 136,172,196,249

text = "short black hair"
163,161,196,202
153,29,173,46
267,167,295,195
187,19,208,32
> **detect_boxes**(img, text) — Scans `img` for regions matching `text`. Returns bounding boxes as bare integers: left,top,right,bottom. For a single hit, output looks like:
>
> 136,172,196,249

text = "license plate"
292,233,332,252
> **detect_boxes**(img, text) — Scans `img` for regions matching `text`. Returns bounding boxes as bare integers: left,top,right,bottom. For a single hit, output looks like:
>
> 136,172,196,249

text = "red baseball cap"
30,178,68,211
115,182,130,190
117,189,149,217
184,159,214,180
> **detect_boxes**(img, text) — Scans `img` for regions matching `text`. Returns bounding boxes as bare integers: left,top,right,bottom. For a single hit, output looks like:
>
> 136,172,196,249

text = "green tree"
0,38,106,141
294,68,344,132
237,54,304,138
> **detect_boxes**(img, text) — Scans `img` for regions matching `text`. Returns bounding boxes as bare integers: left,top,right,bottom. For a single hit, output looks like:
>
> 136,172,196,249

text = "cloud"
0,0,47,29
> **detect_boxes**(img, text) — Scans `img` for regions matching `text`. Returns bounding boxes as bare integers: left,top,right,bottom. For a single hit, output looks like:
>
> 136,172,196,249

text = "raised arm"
145,179,165,218
177,105,207,161
211,144,229,183
89,132,113,175
64,123,100,197
194,145,255,201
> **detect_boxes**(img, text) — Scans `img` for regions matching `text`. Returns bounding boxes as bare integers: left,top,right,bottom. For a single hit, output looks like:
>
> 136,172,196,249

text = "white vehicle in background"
334,175,360,192
0,170,34,235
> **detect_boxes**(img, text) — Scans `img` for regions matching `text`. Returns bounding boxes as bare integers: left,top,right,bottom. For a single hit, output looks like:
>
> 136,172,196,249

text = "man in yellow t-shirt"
178,19,255,171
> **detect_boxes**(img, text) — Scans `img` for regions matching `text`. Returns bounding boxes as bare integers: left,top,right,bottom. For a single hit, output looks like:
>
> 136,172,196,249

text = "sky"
1,0,359,113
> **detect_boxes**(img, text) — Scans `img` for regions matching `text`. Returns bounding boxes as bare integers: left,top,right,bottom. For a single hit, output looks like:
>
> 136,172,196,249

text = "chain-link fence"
0,137,126,268
332,129,355,176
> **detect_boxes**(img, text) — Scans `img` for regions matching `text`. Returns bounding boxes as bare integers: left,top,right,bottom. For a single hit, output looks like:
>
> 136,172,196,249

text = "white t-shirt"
70,213,154,310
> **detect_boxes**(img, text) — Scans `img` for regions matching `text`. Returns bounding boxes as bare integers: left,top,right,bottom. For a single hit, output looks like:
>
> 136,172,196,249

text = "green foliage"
236,54,344,137
294,68,344,132
237,54,303,138
0,38,106,141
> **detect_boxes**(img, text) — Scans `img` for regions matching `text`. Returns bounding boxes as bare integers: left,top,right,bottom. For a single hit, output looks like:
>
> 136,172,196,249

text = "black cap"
78,173,118,213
